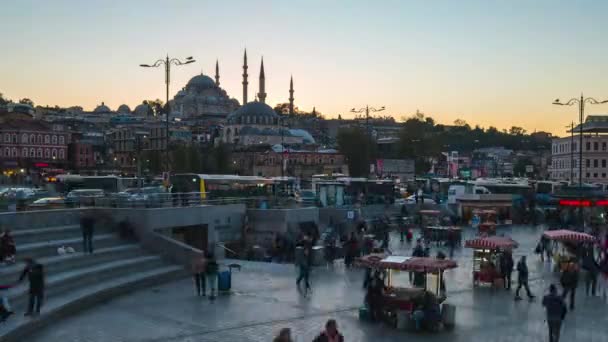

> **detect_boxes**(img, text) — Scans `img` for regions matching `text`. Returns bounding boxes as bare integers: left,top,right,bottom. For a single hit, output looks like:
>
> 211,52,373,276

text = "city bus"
55,175,141,194
170,174,274,199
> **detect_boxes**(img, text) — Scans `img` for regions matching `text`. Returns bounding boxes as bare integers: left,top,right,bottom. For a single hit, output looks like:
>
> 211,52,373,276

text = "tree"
0,92,9,106
509,126,526,136
19,98,34,107
453,118,467,126
337,127,375,177
144,99,164,117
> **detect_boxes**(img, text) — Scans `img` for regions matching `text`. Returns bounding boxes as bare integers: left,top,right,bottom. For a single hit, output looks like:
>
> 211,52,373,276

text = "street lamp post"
553,94,608,187
140,55,195,172
565,122,574,182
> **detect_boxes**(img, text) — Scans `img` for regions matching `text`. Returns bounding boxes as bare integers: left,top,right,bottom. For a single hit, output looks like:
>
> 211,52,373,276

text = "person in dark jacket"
542,284,567,342
500,251,514,290
560,262,578,310
514,256,534,300
582,249,600,296
313,319,344,342
19,258,45,316
80,212,95,254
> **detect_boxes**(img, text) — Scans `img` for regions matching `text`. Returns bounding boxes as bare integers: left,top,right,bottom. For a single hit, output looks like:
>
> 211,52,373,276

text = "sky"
2,0,608,136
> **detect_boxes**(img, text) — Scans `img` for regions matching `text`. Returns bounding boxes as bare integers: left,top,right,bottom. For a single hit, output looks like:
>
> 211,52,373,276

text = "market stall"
464,236,518,287
419,210,461,244
542,229,596,271
473,209,498,235
356,254,458,331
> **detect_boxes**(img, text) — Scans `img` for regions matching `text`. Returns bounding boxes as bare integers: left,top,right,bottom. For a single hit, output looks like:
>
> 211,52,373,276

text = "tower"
215,59,220,86
258,57,267,104
242,49,248,104
288,75,294,115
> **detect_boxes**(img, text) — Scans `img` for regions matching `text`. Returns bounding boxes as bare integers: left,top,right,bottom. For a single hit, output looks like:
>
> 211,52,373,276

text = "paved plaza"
29,225,608,342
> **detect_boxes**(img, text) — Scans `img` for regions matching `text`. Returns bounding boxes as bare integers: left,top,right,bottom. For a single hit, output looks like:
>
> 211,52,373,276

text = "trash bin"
311,246,324,266
218,264,241,294
441,303,456,328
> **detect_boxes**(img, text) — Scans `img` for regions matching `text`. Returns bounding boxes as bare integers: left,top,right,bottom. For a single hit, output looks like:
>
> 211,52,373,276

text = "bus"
55,175,141,194
170,174,274,199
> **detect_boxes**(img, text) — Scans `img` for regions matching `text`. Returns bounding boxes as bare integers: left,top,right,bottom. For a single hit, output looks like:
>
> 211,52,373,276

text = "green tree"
19,98,34,107
0,92,9,106
337,127,375,177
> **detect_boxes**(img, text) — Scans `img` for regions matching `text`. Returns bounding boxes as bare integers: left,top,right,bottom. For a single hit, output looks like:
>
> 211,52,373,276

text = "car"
65,189,105,207
125,186,167,207
404,194,437,205
28,197,65,210
295,190,316,206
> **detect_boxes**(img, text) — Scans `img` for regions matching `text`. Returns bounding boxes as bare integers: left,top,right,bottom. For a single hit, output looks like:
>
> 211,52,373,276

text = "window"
572,143,577,152
4,148,9,157
44,149,50,158
21,134,28,144
4,134,9,143
29,148,35,157
30,134,35,144
594,142,599,151
22,148,27,157
594,173,598,178
11,148,17,157
587,159,591,167
52,135,57,144
603,142,607,151
12,134,17,143
59,149,65,159
51,149,57,158
37,148,42,158
44,135,50,144
586,142,591,151
37,135,42,144
594,159,599,168
586,172,590,178
603,160,607,168
603,173,606,178
59,136,65,144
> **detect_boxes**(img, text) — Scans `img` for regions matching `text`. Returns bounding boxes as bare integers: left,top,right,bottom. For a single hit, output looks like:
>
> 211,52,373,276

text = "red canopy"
356,254,458,272
465,236,518,250
543,229,596,243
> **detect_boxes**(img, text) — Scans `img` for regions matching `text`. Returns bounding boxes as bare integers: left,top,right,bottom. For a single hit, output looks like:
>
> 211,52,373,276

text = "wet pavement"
28,225,608,341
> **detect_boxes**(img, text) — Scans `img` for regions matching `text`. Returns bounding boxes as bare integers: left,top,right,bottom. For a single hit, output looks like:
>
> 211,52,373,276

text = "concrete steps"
0,265,185,342
16,233,123,260
12,225,98,245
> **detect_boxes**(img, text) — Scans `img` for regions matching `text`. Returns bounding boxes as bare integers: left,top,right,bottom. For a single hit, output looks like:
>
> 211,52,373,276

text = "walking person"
19,258,45,316
273,328,293,342
0,282,14,322
542,284,567,342
313,319,344,342
191,253,207,297
79,212,95,254
514,256,535,301
296,246,312,294
500,251,514,290
560,262,579,310
583,248,600,296
205,252,219,300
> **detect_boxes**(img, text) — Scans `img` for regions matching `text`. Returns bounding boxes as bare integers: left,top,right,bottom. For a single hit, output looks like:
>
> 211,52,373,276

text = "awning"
356,254,458,272
465,236,519,250
419,210,441,215
543,229,596,243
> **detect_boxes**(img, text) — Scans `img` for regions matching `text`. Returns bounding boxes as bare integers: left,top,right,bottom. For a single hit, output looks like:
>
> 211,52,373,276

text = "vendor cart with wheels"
542,229,596,272
465,236,518,288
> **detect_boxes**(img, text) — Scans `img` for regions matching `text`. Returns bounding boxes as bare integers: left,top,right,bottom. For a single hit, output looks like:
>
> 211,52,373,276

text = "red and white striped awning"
543,229,596,243
465,236,518,250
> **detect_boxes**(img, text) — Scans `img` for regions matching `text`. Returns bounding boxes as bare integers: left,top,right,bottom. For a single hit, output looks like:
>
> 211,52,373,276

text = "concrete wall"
247,207,319,246
0,209,82,230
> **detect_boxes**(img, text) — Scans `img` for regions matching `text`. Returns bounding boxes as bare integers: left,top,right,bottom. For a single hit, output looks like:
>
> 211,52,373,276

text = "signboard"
525,165,534,173
347,210,355,220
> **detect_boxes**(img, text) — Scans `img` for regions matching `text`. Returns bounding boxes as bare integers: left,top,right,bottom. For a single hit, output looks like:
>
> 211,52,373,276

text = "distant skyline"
2,0,608,136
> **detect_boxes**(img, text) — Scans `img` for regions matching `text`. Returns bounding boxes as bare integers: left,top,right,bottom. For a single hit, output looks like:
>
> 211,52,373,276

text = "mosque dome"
117,104,131,114
289,129,316,144
186,74,216,90
134,102,151,116
227,101,278,125
93,102,112,113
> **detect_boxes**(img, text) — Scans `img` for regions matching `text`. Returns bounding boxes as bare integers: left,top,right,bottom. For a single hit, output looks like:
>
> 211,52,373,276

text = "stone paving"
28,225,608,341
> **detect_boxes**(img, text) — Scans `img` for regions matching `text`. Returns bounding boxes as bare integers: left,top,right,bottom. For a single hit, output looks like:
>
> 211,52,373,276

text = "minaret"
242,49,248,104
288,75,294,115
258,57,267,104
215,59,220,86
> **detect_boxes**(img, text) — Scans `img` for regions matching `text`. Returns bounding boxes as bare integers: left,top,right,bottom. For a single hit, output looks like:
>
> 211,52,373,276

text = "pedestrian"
344,232,358,268
514,256,535,301
19,257,45,316
0,228,16,264
500,251,514,290
542,284,567,342
273,327,293,342
560,262,578,310
296,246,311,294
582,248,600,296
0,282,14,322
313,319,344,342
191,253,207,297
410,240,425,283
79,212,95,254
205,252,219,300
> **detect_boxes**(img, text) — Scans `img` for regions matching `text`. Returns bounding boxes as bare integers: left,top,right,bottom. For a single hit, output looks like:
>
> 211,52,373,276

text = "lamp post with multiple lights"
140,55,195,171
350,105,385,176
553,95,608,187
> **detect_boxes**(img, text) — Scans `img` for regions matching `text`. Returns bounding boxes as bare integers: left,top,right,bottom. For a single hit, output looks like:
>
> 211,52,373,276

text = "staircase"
0,220,186,341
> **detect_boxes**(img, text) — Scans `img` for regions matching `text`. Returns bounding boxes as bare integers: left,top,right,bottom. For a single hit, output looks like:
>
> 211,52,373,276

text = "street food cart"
464,236,518,287
542,229,596,271
356,254,458,331
473,209,498,235
419,210,461,244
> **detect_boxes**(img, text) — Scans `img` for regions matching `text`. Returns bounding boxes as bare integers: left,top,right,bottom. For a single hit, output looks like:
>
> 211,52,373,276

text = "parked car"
404,194,437,205
28,197,65,210
65,189,105,207
127,186,167,207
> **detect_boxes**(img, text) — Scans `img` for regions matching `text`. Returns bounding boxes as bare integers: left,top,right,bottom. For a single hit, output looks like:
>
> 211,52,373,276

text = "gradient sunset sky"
2,0,608,136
